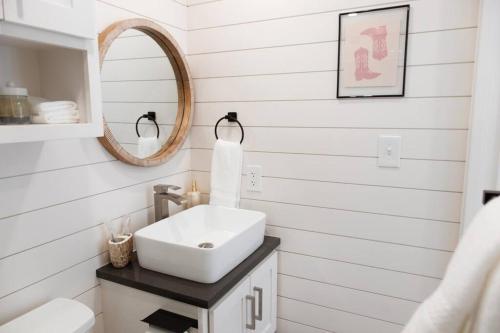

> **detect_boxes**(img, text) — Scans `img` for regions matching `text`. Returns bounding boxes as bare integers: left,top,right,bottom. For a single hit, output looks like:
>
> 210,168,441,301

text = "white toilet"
0,298,95,333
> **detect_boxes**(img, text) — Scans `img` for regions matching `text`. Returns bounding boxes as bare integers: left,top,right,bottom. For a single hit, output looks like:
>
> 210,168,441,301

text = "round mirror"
98,19,193,167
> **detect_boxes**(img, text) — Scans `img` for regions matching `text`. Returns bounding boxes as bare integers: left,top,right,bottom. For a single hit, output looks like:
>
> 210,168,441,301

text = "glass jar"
0,82,30,124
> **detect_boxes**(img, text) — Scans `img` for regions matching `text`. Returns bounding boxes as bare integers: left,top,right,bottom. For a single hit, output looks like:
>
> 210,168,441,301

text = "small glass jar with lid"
0,82,31,124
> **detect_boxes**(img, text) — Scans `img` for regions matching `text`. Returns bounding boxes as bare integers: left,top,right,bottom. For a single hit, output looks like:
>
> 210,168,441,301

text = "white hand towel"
402,198,500,333
209,139,243,208
137,136,161,158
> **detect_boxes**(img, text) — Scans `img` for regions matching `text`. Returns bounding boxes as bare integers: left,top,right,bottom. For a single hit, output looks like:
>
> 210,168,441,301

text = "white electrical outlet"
247,165,262,192
378,135,402,168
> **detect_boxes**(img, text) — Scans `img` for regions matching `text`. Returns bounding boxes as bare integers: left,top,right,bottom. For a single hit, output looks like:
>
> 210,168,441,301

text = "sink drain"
198,242,214,249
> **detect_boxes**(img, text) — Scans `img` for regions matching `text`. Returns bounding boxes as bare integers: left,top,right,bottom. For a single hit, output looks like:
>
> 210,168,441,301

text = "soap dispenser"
186,179,201,208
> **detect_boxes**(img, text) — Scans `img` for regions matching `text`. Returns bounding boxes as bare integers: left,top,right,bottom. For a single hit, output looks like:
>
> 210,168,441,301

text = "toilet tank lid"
0,298,95,333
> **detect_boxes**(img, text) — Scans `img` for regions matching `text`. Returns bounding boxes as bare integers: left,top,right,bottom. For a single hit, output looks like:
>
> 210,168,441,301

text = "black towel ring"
214,112,244,144
136,111,160,138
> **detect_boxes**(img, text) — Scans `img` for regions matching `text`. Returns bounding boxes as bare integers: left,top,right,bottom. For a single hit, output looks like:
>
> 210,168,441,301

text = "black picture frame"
336,5,410,98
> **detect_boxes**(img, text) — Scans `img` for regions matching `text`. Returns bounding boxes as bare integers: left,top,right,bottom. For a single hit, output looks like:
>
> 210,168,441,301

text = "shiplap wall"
187,0,478,332
0,1,479,332
0,1,189,332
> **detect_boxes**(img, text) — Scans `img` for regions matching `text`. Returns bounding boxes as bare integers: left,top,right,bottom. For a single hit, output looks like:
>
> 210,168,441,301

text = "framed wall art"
336,5,410,98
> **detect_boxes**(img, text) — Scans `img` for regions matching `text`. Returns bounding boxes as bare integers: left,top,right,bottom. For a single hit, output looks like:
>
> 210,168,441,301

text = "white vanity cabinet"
210,253,277,333
2,0,95,38
98,240,280,333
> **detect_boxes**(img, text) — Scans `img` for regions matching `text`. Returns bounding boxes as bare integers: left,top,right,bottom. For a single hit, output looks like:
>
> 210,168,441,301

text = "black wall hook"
214,112,244,144
136,111,160,138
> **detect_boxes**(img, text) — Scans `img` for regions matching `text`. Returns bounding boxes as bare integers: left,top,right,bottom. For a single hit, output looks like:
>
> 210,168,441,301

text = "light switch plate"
378,135,401,168
247,165,262,192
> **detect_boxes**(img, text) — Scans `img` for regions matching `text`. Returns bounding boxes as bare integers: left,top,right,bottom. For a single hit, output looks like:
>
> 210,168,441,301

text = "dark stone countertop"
96,236,280,309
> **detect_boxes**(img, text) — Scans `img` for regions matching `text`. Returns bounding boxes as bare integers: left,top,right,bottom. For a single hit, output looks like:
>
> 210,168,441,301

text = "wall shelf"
0,16,102,144
0,123,103,144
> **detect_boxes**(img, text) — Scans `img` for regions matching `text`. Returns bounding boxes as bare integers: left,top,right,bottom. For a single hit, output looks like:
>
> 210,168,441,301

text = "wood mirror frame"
98,19,193,167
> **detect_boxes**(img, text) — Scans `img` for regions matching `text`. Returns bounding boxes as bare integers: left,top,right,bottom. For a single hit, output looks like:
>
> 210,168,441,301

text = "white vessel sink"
134,205,266,283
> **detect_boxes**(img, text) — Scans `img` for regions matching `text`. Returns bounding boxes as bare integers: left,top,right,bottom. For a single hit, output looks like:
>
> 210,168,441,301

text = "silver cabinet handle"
246,295,256,330
254,287,263,321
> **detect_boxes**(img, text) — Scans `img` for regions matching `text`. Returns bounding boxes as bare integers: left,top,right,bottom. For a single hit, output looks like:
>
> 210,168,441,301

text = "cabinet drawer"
3,0,96,38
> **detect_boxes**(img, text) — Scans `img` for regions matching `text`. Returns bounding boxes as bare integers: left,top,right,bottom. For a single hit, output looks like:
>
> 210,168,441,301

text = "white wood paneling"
0,172,186,266
0,1,189,328
267,226,452,278
193,64,473,102
193,171,462,222
0,150,189,219
278,251,440,302
187,0,477,54
0,253,107,323
188,0,477,32
278,296,402,333
277,319,330,333
187,0,477,330
409,28,476,66
241,199,459,251
192,97,470,129
96,1,186,51
1,1,478,332
192,149,465,192
278,274,419,324
0,225,107,298
99,0,187,30
0,139,114,179
191,127,467,161
188,28,476,78
188,0,410,30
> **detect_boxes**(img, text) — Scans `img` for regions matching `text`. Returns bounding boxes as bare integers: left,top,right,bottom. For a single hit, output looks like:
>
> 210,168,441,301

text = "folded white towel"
402,198,500,333
33,109,79,118
31,114,80,124
209,139,243,208
33,101,77,114
137,136,161,158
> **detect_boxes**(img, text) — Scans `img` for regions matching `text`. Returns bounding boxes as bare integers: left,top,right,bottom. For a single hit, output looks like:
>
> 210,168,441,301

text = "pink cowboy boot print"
354,47,381,81
361,25,388,60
